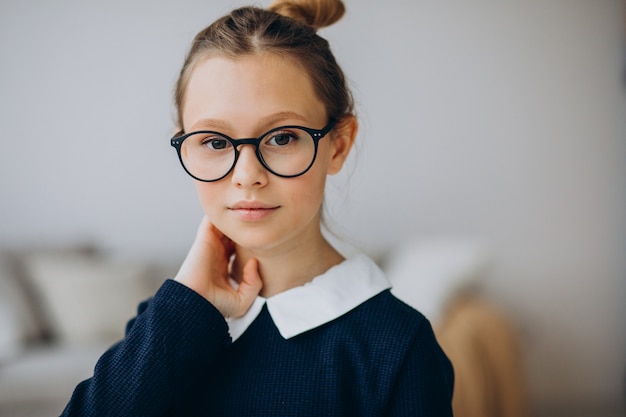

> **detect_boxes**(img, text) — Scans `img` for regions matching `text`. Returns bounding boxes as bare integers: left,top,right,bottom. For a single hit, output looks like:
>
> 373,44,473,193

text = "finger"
221,234,235,255
231,258,263,317
208,222,235,254
209,221,222,238
197,215,213,238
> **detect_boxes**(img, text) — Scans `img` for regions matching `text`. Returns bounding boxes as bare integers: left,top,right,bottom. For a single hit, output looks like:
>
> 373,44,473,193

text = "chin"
221,224,286,253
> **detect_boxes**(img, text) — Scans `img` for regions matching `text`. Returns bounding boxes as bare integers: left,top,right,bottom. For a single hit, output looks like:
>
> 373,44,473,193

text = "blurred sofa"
0,245,169,417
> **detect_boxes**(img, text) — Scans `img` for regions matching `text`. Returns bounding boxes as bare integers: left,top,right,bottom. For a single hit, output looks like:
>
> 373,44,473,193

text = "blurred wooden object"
435,295,529,417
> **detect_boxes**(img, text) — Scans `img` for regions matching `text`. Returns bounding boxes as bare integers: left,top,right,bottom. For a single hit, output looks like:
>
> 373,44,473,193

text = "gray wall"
1,0,624,414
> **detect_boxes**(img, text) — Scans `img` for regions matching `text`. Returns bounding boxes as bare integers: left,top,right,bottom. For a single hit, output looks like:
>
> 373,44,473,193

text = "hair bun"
268,0,345,30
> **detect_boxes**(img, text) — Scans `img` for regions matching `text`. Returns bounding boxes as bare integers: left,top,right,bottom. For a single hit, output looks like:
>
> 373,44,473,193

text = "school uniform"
61,254,454,416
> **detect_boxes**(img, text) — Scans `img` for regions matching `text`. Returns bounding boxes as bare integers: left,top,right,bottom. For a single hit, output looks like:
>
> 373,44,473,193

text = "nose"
231,144,268,188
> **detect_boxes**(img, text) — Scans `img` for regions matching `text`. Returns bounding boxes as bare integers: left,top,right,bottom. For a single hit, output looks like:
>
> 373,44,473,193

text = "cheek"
194,182,222,215
315,138,337,175
289,166,328,212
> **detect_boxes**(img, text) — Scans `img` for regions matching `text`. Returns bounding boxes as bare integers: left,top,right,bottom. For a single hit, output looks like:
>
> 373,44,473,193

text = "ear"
327,115,358,175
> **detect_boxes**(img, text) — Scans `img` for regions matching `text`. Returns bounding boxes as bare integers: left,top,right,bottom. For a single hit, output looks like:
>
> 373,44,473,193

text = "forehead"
182,53,326,132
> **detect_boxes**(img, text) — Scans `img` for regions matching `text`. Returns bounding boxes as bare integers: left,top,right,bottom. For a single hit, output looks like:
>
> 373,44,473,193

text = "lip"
228,201,280,221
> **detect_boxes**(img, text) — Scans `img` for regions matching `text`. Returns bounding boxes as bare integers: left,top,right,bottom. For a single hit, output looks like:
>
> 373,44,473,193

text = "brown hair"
174,0,353,131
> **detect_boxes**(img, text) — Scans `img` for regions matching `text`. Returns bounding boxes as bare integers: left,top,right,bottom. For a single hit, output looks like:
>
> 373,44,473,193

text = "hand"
174,216,263,318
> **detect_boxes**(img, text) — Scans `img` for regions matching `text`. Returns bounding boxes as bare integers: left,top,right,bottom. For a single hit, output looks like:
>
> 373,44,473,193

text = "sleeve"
385,319,455,417
60,279,231,417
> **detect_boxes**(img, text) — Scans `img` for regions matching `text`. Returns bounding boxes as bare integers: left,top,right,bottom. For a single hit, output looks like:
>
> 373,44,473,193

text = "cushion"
21,253,157,345
384,238,490,323
0,301,23,364
0,342,111,404
0,254,40,363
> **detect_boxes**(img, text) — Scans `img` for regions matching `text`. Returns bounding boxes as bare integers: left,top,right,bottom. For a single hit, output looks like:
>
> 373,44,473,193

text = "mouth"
230,201,279,210
228,201,280,221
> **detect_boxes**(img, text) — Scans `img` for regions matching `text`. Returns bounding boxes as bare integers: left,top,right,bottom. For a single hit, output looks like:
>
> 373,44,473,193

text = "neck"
231,232,344,298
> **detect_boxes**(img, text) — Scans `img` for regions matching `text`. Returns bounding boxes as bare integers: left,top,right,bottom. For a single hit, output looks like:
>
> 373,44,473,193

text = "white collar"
227,253,391,341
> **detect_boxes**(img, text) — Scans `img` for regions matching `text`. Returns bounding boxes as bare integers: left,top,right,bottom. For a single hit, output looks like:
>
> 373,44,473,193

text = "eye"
265,131,299,146
201,136,232,151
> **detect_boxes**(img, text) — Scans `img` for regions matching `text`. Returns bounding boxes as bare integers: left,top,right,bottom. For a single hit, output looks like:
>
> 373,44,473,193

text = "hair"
173,0,354,131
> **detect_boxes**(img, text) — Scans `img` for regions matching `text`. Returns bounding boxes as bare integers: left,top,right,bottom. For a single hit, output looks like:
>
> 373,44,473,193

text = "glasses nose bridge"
232,137,260,151
231,137,264,171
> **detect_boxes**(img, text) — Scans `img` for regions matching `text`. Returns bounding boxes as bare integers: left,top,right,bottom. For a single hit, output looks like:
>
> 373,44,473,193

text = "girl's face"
181,53,354,254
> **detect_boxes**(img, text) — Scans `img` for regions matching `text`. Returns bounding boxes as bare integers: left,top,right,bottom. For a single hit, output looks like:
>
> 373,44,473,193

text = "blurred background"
0,0,624,416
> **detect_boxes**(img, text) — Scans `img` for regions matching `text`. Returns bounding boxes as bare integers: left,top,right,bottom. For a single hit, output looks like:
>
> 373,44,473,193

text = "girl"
62,1,454,415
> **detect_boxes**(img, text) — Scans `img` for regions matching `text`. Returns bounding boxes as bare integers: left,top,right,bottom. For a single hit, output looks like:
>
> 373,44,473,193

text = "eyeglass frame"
170,119,337,182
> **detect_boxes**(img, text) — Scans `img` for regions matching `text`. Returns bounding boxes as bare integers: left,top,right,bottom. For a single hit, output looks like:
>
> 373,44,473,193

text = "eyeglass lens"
180,127,317,181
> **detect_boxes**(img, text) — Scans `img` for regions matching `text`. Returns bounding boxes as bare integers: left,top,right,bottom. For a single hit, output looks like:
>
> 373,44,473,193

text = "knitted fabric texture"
61,280,454,416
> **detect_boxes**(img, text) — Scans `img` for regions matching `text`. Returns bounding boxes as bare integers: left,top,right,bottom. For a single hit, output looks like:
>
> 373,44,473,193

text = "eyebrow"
189,111,311,133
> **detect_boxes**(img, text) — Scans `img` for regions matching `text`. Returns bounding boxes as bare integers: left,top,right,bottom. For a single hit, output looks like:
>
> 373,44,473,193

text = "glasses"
171,120,336,182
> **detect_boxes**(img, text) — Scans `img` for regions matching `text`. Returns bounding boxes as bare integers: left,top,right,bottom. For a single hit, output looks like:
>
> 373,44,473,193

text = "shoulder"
360,291,455,402
329,290,454,400
329,253,431,337
337,289,441,356
354,289,429,333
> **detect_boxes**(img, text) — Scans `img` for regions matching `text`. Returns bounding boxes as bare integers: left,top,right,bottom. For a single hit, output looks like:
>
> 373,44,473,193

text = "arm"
61,280,229,417
61,217,263,417
385,319,455,417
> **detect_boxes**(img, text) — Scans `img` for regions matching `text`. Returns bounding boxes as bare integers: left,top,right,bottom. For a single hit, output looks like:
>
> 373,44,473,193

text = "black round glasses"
171,120,336,182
